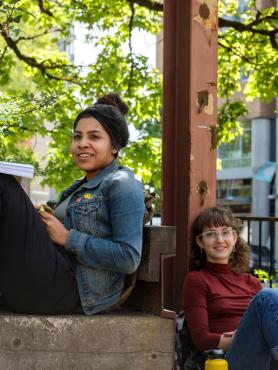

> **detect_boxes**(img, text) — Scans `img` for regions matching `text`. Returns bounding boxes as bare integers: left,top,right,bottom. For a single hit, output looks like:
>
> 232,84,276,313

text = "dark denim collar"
82,160,119,189
58,160,120,203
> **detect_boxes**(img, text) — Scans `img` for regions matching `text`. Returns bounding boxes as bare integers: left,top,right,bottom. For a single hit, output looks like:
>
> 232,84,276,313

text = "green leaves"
121,137,162,192
0,0,276,194
0,91,58,132
217,100,248,144
254,269,278,287
219,0,239,17
218,0,278,102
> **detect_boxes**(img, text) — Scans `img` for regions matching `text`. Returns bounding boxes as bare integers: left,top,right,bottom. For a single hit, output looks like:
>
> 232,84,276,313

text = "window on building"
218,120,251,169
217,178,252,214
217,178,252,199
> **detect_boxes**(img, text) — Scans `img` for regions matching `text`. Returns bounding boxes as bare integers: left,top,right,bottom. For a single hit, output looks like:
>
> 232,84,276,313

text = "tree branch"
15,28,62,43
37,0,54,17
1,124,52,134
218,39,260,67
219,16,277,49
128,2,135,95
127,0,277,49
249,11,278,27
126,0,162,12
0,23,82,83
0,46,7,64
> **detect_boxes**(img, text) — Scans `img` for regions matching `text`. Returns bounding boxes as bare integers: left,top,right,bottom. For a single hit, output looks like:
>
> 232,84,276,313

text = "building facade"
217,99,277,217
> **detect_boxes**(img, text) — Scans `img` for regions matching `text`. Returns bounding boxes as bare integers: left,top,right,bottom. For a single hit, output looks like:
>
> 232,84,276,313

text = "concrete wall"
0,312,175,370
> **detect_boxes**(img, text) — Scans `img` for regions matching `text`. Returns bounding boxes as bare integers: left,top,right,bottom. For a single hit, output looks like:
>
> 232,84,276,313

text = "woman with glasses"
182,206,278,370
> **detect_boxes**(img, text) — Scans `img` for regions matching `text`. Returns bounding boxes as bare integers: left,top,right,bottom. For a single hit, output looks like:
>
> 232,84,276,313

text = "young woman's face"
71,117,117,180
196,225,237,264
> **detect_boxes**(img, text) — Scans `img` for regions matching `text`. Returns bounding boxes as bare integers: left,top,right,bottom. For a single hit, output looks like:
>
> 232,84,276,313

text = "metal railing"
238,215,278,287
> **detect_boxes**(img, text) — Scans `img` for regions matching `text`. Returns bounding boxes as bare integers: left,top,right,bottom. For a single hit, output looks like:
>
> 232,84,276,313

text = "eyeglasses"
196,227,235,242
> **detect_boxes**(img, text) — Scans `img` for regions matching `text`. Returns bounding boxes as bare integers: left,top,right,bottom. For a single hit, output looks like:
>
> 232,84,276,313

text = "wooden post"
162,0,218,311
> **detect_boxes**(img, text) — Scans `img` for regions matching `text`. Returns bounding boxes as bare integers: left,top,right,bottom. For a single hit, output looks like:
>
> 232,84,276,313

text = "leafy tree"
0,0,277,193
217,0,277,144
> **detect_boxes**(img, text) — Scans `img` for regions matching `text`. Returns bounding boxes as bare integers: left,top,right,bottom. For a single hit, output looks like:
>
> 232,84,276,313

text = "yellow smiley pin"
84,193,92,199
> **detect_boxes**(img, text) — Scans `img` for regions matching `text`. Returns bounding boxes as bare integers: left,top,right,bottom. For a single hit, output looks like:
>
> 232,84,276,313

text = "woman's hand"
40,212,69,246
218,331,236,352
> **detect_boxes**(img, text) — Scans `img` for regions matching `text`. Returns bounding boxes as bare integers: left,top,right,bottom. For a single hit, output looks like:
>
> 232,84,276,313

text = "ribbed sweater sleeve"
182,272,221,351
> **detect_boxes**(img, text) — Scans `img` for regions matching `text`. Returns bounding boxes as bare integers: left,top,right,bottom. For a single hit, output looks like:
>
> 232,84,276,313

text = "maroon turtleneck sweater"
182,262,262,351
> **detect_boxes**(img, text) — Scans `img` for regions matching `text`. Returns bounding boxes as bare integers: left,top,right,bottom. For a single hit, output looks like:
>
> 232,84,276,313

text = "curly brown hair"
190,206,251,274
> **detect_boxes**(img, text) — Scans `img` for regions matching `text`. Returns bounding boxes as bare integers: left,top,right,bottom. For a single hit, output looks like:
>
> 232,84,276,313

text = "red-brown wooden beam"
162,0,218,311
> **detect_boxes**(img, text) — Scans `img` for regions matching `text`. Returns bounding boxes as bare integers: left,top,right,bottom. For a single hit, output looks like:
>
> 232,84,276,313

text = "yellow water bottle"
205,349,228,370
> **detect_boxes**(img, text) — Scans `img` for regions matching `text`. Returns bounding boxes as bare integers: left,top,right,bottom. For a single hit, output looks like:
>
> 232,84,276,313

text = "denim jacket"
60,161,145,315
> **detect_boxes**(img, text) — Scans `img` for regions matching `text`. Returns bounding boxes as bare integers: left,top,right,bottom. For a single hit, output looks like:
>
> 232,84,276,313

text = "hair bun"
96,93,129,116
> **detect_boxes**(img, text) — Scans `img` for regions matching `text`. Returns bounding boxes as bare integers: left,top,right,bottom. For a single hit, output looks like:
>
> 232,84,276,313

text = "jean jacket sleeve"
64,170,145,274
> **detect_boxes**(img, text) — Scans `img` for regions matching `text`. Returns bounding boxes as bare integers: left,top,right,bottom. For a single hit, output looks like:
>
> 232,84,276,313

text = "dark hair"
190,206,251,273
96,93,129,115
73,93,129,154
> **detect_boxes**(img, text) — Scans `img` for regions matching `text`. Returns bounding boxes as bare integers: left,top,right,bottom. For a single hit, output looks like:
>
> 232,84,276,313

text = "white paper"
0,161,34,179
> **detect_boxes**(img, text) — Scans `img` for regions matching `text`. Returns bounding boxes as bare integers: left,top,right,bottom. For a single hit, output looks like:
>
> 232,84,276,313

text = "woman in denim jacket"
0,93,145,315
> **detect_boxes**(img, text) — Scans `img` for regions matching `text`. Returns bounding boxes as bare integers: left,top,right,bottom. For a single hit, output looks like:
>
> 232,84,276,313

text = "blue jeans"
226,288,278,370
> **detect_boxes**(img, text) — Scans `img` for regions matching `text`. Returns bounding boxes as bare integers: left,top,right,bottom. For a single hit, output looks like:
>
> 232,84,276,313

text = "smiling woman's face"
70,117,117,180
196,226,237,264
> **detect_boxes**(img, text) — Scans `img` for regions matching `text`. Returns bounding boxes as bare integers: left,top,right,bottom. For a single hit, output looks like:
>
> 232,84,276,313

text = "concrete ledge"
0,311,175,370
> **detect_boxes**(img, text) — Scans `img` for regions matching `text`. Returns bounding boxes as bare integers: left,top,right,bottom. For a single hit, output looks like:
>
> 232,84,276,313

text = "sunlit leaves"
121,137,162,191
218,0,239,17
217,100,248,144
217,0,277,148
218,0,277,104
0,0,276,193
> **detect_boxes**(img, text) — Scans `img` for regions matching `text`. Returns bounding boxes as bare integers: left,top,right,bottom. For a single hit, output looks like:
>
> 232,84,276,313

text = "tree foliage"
217,0,277,144
0,0,277,193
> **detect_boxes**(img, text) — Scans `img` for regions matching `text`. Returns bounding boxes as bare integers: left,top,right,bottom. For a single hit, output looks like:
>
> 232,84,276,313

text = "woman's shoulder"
108,165,134,179
102,165,144,200
183,270,208,295
246,271,262,288
238,271,262,291
105,165,141,187
184,270,204,284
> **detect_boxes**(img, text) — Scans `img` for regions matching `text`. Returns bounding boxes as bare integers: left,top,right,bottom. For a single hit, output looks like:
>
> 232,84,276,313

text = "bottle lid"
204,349,225,359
